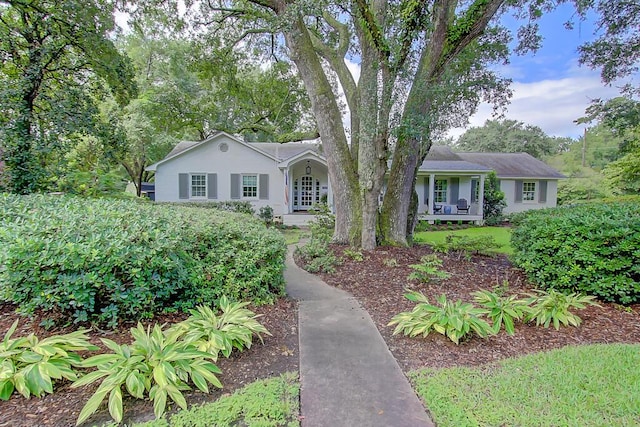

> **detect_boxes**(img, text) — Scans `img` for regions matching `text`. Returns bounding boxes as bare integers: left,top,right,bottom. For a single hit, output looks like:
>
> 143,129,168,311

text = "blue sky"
448,4,625,140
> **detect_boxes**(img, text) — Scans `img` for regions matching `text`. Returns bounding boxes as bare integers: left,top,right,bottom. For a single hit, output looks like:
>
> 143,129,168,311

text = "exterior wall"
500,179,559,214
154,135,287,215
416,175,478,214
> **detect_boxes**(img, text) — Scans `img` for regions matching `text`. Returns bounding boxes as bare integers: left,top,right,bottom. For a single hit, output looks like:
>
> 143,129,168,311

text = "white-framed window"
242,174,258,198
523,181,536,202
191,174,206,198
434,179,448,203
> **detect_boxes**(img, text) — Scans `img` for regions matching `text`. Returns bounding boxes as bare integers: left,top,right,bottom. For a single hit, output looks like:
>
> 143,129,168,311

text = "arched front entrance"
294,175,321,211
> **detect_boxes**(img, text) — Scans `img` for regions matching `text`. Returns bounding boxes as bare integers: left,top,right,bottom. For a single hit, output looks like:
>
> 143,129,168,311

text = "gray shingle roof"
249,140,322,161
419,160,492,172
456,152,566,179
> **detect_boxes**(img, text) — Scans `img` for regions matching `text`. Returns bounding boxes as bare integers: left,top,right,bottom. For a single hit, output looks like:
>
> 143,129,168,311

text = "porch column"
478,173,486,220
284,168,291,214
428,173,435,214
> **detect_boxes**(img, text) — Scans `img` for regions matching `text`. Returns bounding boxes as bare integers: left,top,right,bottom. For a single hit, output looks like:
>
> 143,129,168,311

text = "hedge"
510,201,640,304
0,194,286,327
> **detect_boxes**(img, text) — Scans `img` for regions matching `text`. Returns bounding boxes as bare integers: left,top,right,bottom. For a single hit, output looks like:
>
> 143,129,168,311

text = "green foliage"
382,257,400,268
407,255,451,283
510,201,640,304
389,292,493,345
161,200,256,215
296,203,338,273
0,320,97,400
432,234,502,260
525,290,599,330
0,195,286,326
482,171,506,224
130,373,300,427
410,344,640,426
72,323,223,425
259,206,274,225
473,290,529,335
343,248,364,262
170,297,270,361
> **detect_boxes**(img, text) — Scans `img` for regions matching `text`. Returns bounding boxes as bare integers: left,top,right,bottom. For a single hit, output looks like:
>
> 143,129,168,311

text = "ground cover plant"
128,373,299,427
414,226,512,255
511,200,640,304
409,343,640,426
0,194,286,327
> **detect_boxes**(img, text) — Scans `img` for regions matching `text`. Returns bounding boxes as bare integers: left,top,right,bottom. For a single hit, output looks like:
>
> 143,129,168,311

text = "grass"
280,228,304,245
129,373,300,427
414,226,513,255
410,344,640,427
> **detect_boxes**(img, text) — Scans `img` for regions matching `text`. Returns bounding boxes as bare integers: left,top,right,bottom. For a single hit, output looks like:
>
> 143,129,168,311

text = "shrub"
407,255,451,283
525,290,599,330
510,201,640,304
343,248,364,261
0,194,286,326
73,323,223,425
258,205,274,225
473,290,530,335
432,234,502,260
389,292,493,344
483,171,507,225
0,321,97,400
161,200,255,215
296,202,338,273
169,297,270,361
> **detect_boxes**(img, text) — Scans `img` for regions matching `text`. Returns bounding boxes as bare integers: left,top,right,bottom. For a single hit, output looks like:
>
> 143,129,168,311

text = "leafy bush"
389,292,493,344
0,320,97,400
510,201,640,304
407,255,451,283
432,234,502,260
296,202,338,273
525,290,599,330
343,248,364,261
73,323,223,425
0,194,286,326
169,297,270,361
258,205,274,225
483,171,507,225
473,290,529,335
161,200,255,215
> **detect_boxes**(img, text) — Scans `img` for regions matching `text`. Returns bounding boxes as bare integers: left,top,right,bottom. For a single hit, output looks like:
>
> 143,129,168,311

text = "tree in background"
0,0,136,194
455,119,569,159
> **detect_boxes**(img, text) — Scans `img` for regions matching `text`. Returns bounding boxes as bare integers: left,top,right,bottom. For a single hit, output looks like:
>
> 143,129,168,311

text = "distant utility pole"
582,128,587,167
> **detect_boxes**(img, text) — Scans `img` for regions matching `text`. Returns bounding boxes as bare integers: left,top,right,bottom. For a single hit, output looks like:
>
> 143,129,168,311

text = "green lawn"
410,344,640,427
414,226,513,255
280,228,304,245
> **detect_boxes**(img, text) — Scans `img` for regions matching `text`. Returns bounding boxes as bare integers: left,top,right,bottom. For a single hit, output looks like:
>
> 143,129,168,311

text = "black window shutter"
515,180,523,203
179,173,189,199
230,174,240,199
259,174,269,200
539,180,547,203
450,177,459,202
207,173,217,199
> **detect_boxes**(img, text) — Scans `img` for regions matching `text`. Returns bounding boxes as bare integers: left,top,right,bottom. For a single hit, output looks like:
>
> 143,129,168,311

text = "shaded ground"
0,298,298,427
315,244,640,373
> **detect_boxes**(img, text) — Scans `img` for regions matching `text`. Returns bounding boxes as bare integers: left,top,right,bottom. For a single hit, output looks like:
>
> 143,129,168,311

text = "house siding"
500,179,559,214
416,175,476,214
154,135,286,214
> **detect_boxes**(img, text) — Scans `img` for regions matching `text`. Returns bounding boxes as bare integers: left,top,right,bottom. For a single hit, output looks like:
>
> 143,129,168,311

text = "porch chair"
456,198,469,214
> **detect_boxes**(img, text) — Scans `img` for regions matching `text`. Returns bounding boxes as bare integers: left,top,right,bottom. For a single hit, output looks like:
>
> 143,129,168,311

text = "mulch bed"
2,242,639,426
0,298,299,427
316,244,640,372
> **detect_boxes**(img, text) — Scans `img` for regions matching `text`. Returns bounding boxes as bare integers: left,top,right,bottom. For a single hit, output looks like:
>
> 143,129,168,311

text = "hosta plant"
473,290,530,335
407,255,451,283
170,297,270,361
389,292,493,345
0,320,97,400
72,323,223,425
525,289,600,330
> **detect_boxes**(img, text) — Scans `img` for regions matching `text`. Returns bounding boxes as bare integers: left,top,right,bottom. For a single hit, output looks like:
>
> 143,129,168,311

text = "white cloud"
448,69,622,139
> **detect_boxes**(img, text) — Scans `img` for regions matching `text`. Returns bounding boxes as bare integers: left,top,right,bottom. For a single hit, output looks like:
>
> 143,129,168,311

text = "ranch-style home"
147,132,565,224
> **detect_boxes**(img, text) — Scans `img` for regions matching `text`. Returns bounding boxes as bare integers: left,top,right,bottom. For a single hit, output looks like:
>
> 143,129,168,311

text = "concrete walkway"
284,245,433,427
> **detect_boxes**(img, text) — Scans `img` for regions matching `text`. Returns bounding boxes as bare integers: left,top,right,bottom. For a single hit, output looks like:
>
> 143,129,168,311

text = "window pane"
242,175,257,198
523,182,536,201
191,174,206,197
434,179,448,203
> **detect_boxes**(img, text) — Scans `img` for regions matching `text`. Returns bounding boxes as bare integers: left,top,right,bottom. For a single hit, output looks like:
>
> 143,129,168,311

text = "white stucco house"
146,132,564,224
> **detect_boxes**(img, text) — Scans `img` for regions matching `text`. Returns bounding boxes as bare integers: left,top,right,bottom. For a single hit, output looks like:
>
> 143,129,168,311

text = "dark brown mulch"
316,244,640,373
0,298,299,427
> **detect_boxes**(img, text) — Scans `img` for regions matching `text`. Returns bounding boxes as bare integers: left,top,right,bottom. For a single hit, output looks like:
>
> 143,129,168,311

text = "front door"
299,175,315,210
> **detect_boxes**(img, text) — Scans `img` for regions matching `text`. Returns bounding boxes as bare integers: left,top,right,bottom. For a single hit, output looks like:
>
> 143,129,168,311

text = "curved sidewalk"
284,245,433,427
